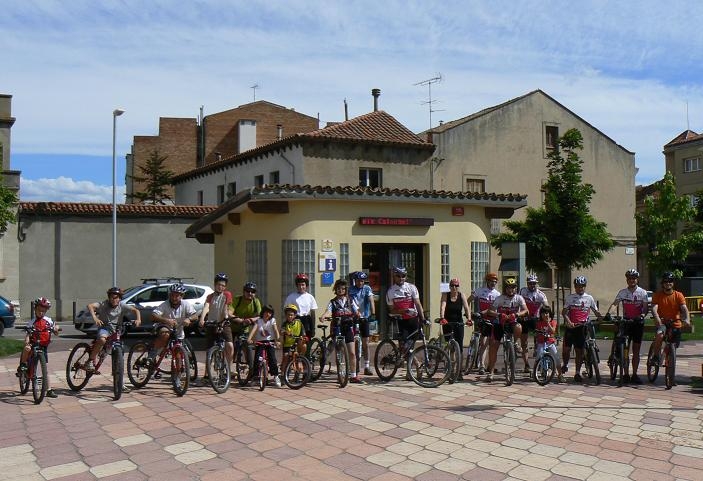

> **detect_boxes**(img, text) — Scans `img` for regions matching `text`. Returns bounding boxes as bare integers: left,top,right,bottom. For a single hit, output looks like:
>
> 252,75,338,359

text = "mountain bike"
532,328,560,386
234,333,253,386
463,313,488,375
127,328,190,396
281,334,311,390
582,319,601,385
66,320,133,400
606,316,640,386
17,325,52,404
431,319,463,383
307,322,350,387
204,319,231,394
646,319,680,389
320,316,352,388
499,319,517,386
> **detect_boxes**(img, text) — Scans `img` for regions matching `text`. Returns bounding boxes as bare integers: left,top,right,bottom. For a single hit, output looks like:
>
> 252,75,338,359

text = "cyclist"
230,281,261,337
198,273,234,385
439,277,471,380
85,287,142,373
386,266,427,344
284,273,318,339
247,304,281,387
466,272,501,375
650,272,690,376
604,268,649,384
16,297,60,398
320,278,363,383
561,276,603,382
485,278,528,382
518,274,549,373
281,304,306,369
149,283,199,364
348,270,376,375
535,305,564,382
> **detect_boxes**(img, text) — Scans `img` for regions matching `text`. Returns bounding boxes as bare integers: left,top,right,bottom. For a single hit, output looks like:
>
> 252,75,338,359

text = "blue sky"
5,0,703,202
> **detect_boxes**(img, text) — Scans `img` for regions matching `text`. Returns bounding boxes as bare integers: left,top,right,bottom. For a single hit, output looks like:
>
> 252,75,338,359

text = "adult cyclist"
485,277,527,382
518,274,549,373
348,271,376,375
650,272,690,375
561,276,603,383
198,273,234,385
284,273,318,340
386,266,426,343
466,272,501,375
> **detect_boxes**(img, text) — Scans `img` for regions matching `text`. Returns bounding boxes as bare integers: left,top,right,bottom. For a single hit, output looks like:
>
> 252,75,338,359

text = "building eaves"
205,100,318,122
186,184,527,237
664,130,702,148
19,202,216,218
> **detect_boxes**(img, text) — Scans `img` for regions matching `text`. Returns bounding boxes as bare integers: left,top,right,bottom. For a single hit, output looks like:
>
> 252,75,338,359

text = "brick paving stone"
550,461,594,480
629,467,676,481
461,466,511,480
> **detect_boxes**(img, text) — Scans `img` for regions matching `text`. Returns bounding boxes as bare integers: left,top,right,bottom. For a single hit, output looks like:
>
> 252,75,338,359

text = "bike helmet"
214,272,229,284
168,283,187,294
34,297,51,309
107,286,124,298
503,277,517,288
260,304,275,316
625,269,639,278
574,276,588,286
243,281,257,292
353,271,368,281
661,272,675,282
392,266,407,276
295,273,309,285
284,303,299,314
485,272,498,282
449,278,460,286
526,274,538,283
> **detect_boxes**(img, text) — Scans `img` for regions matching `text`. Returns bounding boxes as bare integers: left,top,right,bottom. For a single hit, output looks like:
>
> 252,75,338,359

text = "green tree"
128,149,175,204
638,171,703,278
491,128,615,307
0,143,19,233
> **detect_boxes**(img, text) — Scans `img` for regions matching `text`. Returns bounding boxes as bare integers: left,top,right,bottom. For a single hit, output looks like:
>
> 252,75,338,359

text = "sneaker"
515,345,523,355
350,376,364,384
631,374,643,384
573,373,583,383
484,373,493,383
557,374,566,383
274,376,282,388
153,372,162,380
622,374,631,384
364,367,373,376
201,375,211,386
478,366,486,375
122,384,131,393
46,390,58,398
16,363,27,377
523,363,531,373
561,364,569,373
85,360,95,373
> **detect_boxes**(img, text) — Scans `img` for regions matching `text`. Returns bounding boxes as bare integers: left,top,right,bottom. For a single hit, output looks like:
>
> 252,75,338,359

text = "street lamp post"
112,108,125,287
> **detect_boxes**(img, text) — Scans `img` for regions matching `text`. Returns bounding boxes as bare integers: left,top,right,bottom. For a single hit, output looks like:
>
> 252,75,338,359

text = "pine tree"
128,150,175,204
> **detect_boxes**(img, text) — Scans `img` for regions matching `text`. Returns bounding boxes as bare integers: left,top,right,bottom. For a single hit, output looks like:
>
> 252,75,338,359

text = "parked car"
0,295,17,336
73,278,213,337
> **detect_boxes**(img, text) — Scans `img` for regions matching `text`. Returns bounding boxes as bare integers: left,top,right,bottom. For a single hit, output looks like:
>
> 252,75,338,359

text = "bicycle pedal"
94,370,102,375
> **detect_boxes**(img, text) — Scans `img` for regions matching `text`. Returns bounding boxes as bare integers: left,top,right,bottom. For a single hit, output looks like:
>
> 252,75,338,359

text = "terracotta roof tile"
19,202,216,218
665,130,702,147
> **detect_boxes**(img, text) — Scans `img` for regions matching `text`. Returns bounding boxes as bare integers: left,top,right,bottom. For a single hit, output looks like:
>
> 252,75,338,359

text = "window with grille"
470,241,490,293
281,239,316,305
359,168,382,188
246,240,267,302
340,243,349,280
684,157,701,173
441,244,450,283
464,178,485,193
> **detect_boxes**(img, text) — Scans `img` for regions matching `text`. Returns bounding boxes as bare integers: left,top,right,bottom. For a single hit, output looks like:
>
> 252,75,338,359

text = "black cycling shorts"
563,325,586,349
359,317,370,337
518,317,536,333
332,320,355,344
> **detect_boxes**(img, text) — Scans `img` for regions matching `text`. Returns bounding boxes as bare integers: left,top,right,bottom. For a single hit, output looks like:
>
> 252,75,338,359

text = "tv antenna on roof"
251,84,260,101
414,73,444,130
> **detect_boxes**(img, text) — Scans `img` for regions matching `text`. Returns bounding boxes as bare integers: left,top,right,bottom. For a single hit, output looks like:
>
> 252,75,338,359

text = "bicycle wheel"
32,352,48,404
589,344,601,385
18,360,29,395
235,342,252,386
171,345,190,396
615,342,625,386
354,336,362,370
532,354,553,386
184,339,198,382
503,341,515,386
65,342,93,391
206,346,231,394
306,338,325,382
374,339,399,381
408,345,451,388
646,343,659,382
258,355,267,391
665,344,676,390
336,340,349,388
608,343,617,381
127,341,152,388
112,345,124,401
448,339,462,383
283,355,311,390
463,335,480,375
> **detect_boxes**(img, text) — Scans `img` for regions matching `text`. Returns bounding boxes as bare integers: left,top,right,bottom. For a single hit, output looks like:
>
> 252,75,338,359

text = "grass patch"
0,337,24,357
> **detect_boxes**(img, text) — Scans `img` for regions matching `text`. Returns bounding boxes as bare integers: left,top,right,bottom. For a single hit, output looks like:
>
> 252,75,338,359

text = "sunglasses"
449,284,459,288
244,289,256,293
394,274,407,278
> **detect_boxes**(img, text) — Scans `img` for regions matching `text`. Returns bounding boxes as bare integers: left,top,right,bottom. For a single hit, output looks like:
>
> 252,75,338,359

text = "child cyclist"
281,304,306,368
535,305,564,382
248,304,282,387
320,278,362,383
16,297,61,398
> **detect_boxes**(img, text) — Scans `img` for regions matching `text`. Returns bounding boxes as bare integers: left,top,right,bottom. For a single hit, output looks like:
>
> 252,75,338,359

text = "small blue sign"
325,258,337,272
321,272,334,286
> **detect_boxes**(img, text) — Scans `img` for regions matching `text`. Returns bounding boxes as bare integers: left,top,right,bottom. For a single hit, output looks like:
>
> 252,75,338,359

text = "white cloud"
20,177,125,203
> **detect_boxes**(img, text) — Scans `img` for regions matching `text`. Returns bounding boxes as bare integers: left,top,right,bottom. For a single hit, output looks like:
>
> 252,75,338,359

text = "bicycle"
204,319,231,394
281,334,311,390
606,316,640,386
431,319,463,383
307,321,350,387
646,319,679,389
17,325,52,404
66,320,133,400
253,339,277,391
463,313,489,375
374,314,451,388
531,328,560,386
497,318,517,386
581,319,601,385
321,316,352,387
127,328,191,396
234,333,253,386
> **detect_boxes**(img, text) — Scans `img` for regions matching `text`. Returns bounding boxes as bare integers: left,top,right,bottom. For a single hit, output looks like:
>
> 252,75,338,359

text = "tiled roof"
665,130,702,147
19,202,216,218
173,110,434,183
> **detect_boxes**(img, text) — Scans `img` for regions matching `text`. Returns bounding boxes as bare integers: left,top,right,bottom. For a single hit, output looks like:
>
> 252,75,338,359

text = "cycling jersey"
386,282,421,320
471,286,501,312
492,294,527,323
325,296,359,319
230,295,261,335
153,300,196,340
611,287,648,319
281,318,304,348
349,283,374,318
652,290,686,329
519,287,549,318
205,290,233,322
564,292,597,325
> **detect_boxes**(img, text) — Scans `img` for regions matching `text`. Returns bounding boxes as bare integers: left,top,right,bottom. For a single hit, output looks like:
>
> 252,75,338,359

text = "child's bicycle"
127,328,191,396
65,320,133,400
17,324,54,404
204,319,231,394
281,334,311,390
253,339,276,391
531,328,560,386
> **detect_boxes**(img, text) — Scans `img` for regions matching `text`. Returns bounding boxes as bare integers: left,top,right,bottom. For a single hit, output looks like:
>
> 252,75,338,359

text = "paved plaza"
2,336,703,481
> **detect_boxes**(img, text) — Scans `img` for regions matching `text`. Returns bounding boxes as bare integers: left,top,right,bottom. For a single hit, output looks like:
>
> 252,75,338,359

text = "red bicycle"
17,325,53,404
127,328,190,396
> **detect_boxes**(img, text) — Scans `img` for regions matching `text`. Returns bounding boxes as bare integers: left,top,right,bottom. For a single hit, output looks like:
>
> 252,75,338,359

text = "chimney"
215,152,222,162
277,124,283,140
372,88,381,111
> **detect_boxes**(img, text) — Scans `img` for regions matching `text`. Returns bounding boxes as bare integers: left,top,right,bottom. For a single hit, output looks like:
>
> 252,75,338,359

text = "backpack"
31,318,52,347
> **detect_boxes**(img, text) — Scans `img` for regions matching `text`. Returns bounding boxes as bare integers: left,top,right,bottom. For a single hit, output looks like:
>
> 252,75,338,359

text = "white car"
74,279,213,337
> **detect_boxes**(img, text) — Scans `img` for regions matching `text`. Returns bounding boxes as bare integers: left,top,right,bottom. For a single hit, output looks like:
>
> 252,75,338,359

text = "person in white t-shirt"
248,304,282,387
150,283,198,361
284,273,318,339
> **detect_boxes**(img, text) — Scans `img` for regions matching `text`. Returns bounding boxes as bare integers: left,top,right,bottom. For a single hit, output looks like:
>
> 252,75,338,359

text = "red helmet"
485,272,498,282
34,297,51,309
295,273,309,285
